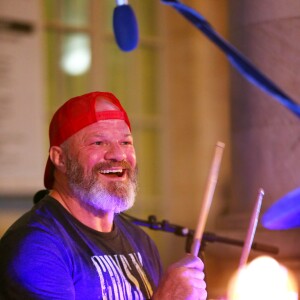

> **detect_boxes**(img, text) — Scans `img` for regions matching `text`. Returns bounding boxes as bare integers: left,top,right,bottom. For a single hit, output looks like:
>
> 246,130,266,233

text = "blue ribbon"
161,0,300,118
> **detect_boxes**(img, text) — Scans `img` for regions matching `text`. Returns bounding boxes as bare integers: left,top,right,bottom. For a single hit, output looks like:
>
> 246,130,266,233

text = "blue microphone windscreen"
113,5,139,52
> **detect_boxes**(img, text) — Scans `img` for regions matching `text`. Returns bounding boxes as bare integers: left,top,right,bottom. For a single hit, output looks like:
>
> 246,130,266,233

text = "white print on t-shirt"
91,252,153,300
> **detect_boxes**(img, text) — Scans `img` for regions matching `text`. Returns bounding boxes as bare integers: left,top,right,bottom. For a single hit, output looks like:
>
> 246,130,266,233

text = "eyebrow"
89,133,133,138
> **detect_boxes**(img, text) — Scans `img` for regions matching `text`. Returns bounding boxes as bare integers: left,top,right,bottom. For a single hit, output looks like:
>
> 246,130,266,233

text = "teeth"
100,169,123,174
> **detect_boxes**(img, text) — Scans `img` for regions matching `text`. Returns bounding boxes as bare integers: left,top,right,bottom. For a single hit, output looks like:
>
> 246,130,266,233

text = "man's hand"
152,254,207,300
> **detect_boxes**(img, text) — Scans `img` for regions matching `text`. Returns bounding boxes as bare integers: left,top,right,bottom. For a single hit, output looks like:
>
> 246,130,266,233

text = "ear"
49,146,67,173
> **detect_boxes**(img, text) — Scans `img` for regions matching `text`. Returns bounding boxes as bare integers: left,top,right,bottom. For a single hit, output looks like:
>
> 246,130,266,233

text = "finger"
191,279,206,289
178,268,206,281
190,286,207,300
193,278,206,289
187,274,206,289
199,288,208,300
172,254,205,270
173,268,206,291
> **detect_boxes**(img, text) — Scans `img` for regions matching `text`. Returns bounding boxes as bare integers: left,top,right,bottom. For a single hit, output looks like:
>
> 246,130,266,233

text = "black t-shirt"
0,196,162,299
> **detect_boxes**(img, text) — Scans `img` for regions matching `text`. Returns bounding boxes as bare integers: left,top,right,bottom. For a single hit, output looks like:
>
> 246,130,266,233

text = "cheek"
78,151,101,168
126,150,136,167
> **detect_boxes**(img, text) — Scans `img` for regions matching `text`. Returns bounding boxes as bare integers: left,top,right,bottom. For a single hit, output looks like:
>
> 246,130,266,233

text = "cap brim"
44,156,54,189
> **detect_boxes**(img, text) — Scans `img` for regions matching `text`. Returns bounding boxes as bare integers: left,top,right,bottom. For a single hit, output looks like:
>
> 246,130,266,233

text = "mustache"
93,161,133,172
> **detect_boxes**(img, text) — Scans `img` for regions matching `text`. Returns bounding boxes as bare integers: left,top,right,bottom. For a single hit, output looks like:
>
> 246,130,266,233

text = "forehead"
75,119,131,139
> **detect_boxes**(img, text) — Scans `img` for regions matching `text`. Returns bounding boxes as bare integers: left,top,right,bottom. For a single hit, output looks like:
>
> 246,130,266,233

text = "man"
0,91,207,299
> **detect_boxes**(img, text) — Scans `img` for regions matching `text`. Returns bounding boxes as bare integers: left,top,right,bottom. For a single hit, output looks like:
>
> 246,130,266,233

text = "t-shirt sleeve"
0,228,75,300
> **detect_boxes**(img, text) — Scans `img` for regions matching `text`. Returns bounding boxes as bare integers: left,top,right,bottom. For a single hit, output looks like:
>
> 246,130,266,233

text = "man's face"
62,119,137,213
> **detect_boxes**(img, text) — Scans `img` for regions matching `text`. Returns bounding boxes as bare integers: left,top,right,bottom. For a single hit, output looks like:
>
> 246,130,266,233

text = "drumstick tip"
258,188,265,196
216,141,225,148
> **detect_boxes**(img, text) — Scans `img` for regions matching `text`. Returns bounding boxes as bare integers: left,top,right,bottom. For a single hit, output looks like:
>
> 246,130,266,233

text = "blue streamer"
161,0,300,118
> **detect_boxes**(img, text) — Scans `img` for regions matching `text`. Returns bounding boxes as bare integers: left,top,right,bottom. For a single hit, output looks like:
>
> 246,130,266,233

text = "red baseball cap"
44,91,131,189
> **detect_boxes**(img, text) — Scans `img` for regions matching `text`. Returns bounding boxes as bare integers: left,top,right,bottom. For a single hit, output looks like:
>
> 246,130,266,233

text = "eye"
121,140,133,146
93,141,104,146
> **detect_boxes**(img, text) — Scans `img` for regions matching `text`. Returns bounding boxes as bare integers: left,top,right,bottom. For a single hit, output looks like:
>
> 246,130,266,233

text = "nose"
104,143,126,161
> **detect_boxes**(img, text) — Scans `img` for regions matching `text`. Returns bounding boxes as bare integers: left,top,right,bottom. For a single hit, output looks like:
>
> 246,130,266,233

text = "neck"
49,188,115,232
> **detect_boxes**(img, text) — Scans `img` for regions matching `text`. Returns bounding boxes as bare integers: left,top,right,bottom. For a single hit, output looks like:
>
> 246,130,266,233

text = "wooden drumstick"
190,141,225,256
239,188,265,269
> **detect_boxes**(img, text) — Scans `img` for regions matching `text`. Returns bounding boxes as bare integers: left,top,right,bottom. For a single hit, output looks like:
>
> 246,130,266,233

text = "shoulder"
0,196,71,256
0,198,75,299
0,196,74,289
4,196,62,237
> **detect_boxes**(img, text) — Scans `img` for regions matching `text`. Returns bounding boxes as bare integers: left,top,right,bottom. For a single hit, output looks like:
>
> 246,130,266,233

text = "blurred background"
1,0,300,298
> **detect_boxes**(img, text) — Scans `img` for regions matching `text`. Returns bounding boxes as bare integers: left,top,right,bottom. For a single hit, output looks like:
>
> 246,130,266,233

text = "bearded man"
0,91,207,300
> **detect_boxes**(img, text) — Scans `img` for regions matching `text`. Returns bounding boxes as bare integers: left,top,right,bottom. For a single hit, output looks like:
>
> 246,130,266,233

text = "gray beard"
65,157,138,214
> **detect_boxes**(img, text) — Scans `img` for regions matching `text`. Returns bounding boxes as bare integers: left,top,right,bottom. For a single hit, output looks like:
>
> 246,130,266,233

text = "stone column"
229,0,300,214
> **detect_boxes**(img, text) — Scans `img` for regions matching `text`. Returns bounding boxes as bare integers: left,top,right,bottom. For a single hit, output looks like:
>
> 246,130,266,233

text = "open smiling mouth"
99,169,125,178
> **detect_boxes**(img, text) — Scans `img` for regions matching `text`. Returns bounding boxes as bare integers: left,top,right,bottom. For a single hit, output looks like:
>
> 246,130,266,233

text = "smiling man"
0,91,207,300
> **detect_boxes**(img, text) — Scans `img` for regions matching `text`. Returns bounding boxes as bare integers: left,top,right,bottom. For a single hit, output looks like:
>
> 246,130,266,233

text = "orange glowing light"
227,256,298,300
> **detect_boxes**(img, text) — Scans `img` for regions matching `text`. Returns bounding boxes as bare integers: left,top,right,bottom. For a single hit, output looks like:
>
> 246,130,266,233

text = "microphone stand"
33,191,279,255
121,213,279,256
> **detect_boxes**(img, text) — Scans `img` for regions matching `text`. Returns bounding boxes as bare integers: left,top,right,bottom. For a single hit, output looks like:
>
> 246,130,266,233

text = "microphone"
113,0,139,52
